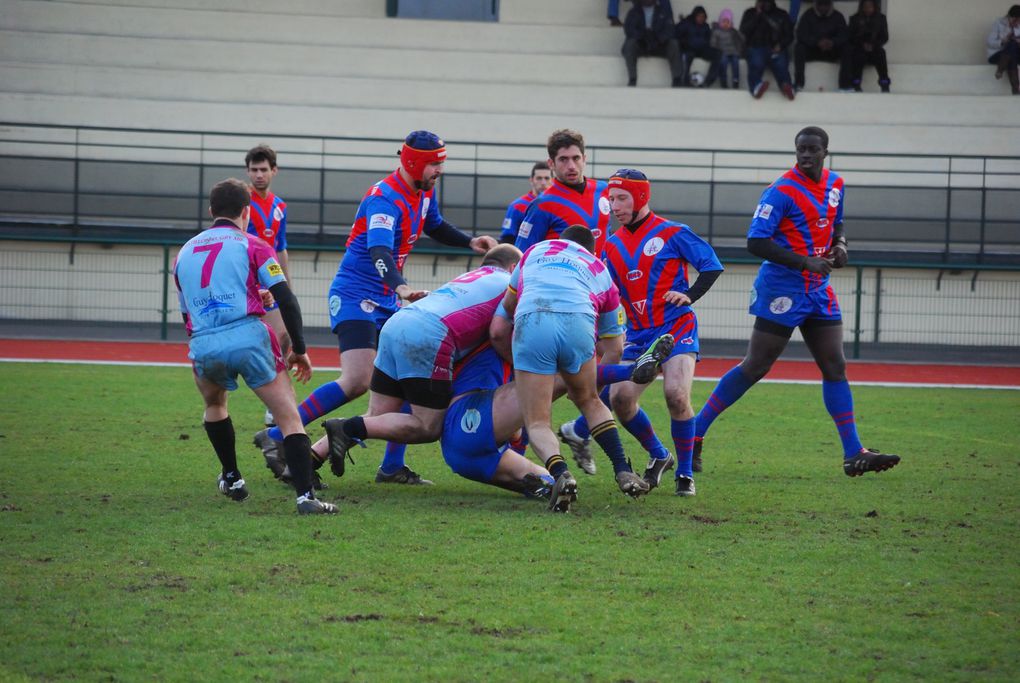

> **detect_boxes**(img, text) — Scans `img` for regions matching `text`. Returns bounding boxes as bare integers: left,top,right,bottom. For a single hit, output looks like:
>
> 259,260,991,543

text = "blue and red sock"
268,381,348,441
671,417,696,478
621,409,670,460
695,366,754,439
822,379,863,457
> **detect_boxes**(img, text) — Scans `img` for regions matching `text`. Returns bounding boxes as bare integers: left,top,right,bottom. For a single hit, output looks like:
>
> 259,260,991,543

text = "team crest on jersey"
421,197,431,219
631,300,647,316
272,206,284,222
626,269,643,281
598,196,611,215
769,296,793,314
360,299,378,313
460,408,482,434
642,237,665,256
518,221,533,239
828,188,841,208
754,203,774,220
329,294,342,316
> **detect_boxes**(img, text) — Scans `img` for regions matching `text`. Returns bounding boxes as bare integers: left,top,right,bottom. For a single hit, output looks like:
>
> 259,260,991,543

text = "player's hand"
469,235,498,254
803,256,833,275
663,290,692,306
260,289,275,308
395,284,429,302
827,244,848,268
287,352,313,383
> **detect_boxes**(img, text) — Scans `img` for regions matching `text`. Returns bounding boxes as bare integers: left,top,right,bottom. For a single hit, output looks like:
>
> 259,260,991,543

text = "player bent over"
321,245,522,481
493,225,648,513
174,178,336,514
694,127,900,477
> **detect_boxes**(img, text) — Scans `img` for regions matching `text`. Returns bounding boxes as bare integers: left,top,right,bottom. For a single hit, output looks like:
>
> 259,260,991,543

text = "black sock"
343,416,368,441
590,420,630,474
203,417,238,479
545,454,569,478
283,433,315,497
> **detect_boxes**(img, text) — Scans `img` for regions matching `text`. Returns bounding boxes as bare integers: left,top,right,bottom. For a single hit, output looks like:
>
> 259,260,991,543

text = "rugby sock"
572,387,611,439
282,433,315,497
822,380,864,457
203,417,238,479
671,417,696,478
695,366,755,439
597,363,632,385
545,454,569,478
590,420,631,474
268,381,348,441
622,409,671,460
378,402,411,474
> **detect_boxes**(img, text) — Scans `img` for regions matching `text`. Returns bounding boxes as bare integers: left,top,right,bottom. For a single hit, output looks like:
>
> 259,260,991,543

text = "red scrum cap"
607,168,650,214
399,130,447,181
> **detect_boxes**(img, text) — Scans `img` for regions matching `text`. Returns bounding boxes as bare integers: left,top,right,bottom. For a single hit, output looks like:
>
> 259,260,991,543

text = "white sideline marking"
1,357,1017,390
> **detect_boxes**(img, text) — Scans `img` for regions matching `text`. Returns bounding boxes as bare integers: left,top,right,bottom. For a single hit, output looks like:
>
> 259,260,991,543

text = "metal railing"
2,122,1018,264
2,235,1018,360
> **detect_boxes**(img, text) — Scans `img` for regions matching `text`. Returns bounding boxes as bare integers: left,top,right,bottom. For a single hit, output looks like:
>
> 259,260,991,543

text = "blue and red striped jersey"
748,166,844,292
334,170,444,299
499,190,536,243
247,190,287,253
514,178,611,255
603,212,722,331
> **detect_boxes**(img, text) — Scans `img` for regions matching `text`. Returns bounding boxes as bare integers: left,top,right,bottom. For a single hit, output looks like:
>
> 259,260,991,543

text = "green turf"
1,362,1017,681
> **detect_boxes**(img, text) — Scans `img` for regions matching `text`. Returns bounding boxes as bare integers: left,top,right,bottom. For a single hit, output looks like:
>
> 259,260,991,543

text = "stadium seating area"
1,0,1018,157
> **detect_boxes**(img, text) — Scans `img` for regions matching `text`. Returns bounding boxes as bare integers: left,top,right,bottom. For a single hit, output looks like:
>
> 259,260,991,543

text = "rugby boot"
616,469,651,498
296,494,339,515
642,452,676,490
217,474,249,502
548,471,578,513
375,466,434,485
630,333,675,384
322,418,362,477
843,448,900,477
253,429,286,480
520,472,555,500
674,475,696,497
558,421,595,475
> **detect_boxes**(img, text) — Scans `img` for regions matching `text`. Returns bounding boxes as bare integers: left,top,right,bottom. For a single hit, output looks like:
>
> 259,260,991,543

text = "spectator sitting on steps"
622,0,685,87
987,4,1020,95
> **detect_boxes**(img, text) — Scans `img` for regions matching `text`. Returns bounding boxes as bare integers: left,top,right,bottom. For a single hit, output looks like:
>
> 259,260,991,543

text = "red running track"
1,338,1018,388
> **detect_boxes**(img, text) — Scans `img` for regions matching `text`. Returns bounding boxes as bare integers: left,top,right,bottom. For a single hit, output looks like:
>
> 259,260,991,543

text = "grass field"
1,362,1018,681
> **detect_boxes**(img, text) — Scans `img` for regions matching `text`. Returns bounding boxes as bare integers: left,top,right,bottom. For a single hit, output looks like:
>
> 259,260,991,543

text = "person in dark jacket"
848,0,890,92
794,0,851,91
676,5,722,86
623,0,685,86
740,0,795,99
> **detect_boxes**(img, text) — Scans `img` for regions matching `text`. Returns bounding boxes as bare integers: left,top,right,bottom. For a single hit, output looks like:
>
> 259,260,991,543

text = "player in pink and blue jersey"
597,169,723,497
253,132,497,484
322,245,522,483
514,130,613,257
174,179,335,515
694,127,900,477
491,226,650,512
498,161,553,244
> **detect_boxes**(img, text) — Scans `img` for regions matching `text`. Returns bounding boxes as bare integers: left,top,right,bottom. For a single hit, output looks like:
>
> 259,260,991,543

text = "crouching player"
174,178,336,515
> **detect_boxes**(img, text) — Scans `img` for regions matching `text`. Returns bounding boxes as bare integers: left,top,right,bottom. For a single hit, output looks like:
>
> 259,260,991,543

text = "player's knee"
609,392,638,420
342,374,371,397
665,392,693,419
740,360,772,383
820,359,846,382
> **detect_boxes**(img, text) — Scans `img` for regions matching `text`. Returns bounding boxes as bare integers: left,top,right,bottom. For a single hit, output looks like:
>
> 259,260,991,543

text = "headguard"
399,130,447,181
607,168,650,215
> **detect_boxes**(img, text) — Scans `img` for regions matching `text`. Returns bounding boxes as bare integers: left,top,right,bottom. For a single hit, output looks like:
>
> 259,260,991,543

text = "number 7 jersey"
173,223,287,335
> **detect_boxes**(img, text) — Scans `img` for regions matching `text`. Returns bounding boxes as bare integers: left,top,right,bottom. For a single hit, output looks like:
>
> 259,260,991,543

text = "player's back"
175,226,270,335
513,240,617,319
406,265,511,351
